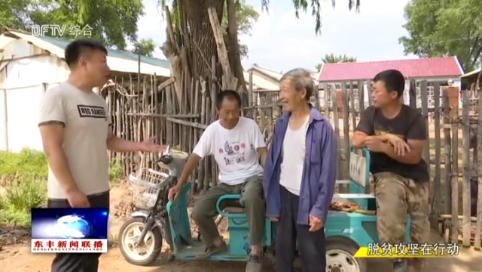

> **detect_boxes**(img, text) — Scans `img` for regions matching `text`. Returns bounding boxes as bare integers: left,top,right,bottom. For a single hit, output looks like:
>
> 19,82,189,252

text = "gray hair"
280,68,314,100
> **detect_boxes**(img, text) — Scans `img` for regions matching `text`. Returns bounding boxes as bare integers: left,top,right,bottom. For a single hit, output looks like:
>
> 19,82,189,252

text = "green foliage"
1,0,145,50
221,1,260,58
109,160,124,183
0,149,48,181
0,178,46,228
315,53,357,70
0,149,124,228
132,39,157,57
262,0,360,34
399,0,482,71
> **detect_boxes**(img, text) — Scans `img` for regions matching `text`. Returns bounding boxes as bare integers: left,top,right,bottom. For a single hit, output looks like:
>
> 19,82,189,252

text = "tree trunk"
182,0,224,79
163,0,246,106
226,0,248,104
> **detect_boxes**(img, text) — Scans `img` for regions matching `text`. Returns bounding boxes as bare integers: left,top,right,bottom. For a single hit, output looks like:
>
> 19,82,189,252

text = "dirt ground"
1,185,481,272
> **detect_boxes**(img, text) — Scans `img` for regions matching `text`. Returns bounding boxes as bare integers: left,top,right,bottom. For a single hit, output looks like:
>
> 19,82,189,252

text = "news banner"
354,242,460,258
31,208,109,253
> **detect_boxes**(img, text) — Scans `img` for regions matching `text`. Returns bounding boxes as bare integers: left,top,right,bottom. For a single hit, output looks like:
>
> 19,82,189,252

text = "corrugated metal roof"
461,68,481,78
318,57,464,82
2,29,170,77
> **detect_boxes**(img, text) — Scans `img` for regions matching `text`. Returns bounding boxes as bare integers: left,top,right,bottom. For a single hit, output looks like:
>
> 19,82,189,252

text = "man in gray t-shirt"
38,39,165,272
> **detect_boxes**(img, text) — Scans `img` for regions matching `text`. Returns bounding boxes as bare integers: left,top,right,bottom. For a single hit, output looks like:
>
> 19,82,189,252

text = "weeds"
0,178,46,228
109,160,123,184
0,149,125,228
0,149,48,183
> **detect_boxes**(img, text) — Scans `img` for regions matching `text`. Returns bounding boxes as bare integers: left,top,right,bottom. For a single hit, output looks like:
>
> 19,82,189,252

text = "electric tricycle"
118,147,410,272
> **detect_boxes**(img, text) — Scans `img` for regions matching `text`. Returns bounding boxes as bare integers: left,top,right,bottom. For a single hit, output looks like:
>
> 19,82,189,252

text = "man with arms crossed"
352,69,430,272
264,68,337,272
38,39,165,272
168,90,268,272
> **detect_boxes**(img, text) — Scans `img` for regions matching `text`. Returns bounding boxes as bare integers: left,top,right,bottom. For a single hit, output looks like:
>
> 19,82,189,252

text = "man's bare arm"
257,147,268,167
106,131,142,152
382,139,425,164
39,122,78,194
352,132,388,148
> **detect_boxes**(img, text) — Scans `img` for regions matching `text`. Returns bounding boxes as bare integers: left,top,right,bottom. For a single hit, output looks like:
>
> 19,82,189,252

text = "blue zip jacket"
263,107,338,224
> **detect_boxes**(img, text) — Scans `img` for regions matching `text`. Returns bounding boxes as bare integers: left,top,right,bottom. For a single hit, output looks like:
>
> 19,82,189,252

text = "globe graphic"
57,215,91,239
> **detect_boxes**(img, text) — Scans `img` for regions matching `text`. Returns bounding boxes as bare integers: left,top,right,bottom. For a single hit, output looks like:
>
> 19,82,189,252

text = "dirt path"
0,244,481,272
1,186,481,272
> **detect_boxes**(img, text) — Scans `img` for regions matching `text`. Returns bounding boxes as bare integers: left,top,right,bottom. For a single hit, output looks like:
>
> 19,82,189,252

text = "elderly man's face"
279,79,306,111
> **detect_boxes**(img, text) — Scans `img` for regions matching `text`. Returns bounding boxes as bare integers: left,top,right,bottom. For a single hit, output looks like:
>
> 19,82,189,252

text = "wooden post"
450,103,459,243
442,90,452,214
331,84,342,184
420,81,430,167
409,79,416,108
476,80,482,250
432,83,442,224
461,89,471,247
341,82,350,181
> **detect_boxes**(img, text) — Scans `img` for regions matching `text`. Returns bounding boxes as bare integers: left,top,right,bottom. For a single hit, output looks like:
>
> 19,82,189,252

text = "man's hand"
364,136,386,152
138,137,168,152
308,214,323,232
269,217,278,222
66,190,90,208
385,134,410,156
168,184,183,202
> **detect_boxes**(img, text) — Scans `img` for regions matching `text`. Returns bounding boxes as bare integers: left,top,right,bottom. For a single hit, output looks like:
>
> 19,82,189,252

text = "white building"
0,29,170,152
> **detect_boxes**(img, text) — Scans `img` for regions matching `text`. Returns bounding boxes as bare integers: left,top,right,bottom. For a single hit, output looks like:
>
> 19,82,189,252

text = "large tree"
315,53,357,70
160,0,360,102
221,2,259,58
1,0,144,50
399,0,482,71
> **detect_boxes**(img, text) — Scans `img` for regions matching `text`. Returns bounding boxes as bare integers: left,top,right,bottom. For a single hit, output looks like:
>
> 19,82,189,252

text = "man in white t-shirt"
168,90,267,272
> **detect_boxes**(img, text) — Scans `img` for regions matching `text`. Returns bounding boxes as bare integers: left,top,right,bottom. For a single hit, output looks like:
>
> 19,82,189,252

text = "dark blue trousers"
275,186,326,272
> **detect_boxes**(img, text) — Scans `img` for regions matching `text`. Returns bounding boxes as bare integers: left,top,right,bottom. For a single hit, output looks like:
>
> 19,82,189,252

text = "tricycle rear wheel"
118,217,163,266
326,238,367,272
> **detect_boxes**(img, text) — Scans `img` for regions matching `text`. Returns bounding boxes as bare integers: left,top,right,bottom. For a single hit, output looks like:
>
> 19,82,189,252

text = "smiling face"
217,97,241,128
279,79,308,112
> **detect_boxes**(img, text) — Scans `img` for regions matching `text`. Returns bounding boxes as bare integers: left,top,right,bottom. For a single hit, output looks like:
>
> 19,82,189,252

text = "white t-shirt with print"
193,117,265,185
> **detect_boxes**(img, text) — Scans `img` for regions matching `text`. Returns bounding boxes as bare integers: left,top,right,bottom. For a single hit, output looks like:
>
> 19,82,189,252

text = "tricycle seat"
216,195,245,214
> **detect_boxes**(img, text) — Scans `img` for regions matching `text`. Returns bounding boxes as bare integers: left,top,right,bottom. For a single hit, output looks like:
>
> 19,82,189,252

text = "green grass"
0,149,125,228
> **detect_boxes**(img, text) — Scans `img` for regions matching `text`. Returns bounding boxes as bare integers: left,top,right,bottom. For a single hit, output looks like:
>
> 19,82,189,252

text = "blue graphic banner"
31,208,108,240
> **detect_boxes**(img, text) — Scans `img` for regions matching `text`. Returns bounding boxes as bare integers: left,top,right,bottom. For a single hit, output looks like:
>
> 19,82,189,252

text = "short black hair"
64,39,108,68
216,90,242,109
373,69,405,98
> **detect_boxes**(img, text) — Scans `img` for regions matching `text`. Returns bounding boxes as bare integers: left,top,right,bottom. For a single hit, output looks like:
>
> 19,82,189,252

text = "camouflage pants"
374,172,430,271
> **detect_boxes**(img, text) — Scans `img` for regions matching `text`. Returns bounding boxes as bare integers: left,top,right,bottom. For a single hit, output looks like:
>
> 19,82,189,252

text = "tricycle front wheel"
326,238,367,272
118,217,163,266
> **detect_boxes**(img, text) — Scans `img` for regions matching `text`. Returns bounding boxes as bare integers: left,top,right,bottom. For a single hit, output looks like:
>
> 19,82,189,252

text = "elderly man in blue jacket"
263,68,337,272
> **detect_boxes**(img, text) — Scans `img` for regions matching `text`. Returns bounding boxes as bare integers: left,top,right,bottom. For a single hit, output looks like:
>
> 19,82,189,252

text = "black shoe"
195,241,228,259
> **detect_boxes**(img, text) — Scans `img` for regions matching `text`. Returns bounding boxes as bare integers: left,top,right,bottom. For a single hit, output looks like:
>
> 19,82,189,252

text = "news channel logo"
31,208,108,240
30,24,93,37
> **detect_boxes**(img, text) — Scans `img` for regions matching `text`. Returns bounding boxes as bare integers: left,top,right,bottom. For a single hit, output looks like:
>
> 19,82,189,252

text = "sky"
136,0,416,73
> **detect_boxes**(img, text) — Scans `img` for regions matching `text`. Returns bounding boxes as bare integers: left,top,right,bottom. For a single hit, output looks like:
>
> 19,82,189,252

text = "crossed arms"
352,110,427,165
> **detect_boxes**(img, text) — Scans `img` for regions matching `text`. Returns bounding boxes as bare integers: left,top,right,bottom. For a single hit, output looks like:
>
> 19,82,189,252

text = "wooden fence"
319,80,482,250
105,75,482,249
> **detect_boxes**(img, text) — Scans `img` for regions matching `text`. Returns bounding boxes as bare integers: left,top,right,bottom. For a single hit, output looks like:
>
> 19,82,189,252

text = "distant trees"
315,53,357,70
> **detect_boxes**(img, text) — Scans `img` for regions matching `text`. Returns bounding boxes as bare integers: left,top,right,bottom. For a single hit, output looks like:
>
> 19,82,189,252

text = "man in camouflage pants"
352,69,430,272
